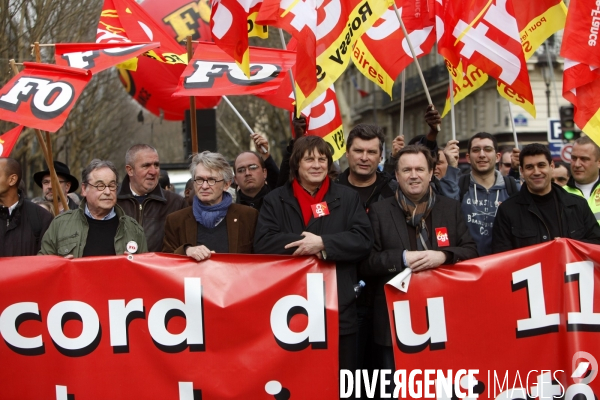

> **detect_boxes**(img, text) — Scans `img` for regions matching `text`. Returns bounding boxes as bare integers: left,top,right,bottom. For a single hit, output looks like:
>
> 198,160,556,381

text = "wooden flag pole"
449,72,456,141
392,4,439,131
32,42,70,213
278,28,298,112
221,97,267,153
186,36,199,154
399,70,405,138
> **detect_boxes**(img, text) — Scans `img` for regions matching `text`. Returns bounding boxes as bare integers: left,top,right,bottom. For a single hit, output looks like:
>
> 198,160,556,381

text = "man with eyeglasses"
117,144,187,252
457,132,518,256
233,142,279,211
33,161,80,213
40,159,147,258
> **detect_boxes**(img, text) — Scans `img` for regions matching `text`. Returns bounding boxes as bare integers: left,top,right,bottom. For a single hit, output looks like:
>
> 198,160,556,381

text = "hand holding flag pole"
222,96,267,153
392,3,439,131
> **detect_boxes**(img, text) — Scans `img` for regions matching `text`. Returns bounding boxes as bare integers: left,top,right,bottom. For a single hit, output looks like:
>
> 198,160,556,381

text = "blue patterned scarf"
193,192,232,228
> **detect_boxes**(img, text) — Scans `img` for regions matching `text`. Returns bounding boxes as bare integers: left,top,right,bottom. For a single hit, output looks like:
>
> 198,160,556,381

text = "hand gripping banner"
0,63,92,133
383,239,599,400
0,254,339,399
173,42,297,97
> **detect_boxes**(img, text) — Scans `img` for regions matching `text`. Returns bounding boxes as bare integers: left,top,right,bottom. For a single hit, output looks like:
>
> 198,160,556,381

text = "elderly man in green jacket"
39,160,147,258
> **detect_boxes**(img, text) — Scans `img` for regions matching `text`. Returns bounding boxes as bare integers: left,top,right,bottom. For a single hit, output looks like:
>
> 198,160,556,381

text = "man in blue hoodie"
459,132,519,256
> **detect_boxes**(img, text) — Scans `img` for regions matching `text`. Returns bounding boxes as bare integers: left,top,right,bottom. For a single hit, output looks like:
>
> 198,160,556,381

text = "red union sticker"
435,227,450,247
311,202,330,218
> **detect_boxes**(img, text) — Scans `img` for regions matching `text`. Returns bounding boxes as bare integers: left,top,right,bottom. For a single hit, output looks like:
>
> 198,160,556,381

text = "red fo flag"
0,125,24,157
0,63,92,133
173,42,296,97
97,0,187,64
211,0,266,77
436,0,535,116
54,42,160,74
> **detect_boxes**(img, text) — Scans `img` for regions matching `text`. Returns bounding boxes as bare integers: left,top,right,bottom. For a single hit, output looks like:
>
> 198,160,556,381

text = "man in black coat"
492,143,600,253
1,157,53,257
254,136,373,378
359,144,478,388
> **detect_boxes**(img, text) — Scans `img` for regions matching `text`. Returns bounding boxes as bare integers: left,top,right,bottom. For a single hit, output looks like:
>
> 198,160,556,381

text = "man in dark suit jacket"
360,144,478,385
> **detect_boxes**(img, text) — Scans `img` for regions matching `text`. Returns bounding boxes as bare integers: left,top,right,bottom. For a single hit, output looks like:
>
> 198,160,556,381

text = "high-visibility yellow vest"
563,182,600,224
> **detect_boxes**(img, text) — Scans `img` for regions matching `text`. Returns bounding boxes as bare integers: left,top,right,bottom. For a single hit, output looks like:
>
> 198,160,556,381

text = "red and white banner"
0,63,92,133
55,42,160,74
173,42,297,97
0,254,339,399
0,125,24,157
384,239,599,400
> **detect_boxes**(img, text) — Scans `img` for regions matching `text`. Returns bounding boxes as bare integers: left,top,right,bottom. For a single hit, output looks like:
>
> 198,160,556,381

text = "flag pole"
186,36,199,154
278,28,298,109
506,99,519,148
399,70,405,138
31,44,70,213
222,96,267,153
449,72,456,141
392,4,439,131
544,41,561,116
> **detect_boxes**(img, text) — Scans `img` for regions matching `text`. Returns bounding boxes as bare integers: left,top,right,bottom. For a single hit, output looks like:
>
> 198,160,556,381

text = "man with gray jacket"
39,160,147,258
459,132,518,256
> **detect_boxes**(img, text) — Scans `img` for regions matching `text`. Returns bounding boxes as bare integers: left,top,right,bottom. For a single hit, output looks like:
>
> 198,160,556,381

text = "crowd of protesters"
2,107,600,399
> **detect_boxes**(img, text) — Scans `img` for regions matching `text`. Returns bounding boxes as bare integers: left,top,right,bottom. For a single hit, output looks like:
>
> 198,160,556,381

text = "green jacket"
563,176,600,224
39,200,148,258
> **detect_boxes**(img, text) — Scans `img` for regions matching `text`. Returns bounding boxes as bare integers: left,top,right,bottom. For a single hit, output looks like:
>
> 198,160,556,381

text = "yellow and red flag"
514,0,567,60
441,61,488,117
97,0,187,64
257,0,391,114
211,0,268,78
0,125,24,157
352,0,436,98
436,0,535,117
561,0,600,144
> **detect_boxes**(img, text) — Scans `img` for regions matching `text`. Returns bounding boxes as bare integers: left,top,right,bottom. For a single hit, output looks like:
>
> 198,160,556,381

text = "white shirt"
575,181,596,199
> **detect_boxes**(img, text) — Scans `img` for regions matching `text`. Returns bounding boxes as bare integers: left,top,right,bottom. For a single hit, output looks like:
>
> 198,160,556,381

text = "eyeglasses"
470,146,495,154
236,164,260,174
193,177,224,186
85,182,118,191
42,180,66,186
501,163,512,168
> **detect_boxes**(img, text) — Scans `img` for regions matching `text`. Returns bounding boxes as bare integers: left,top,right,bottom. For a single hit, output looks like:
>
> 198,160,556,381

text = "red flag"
352,0,436,97
173,42,296,97
436,0,536,117
210,0,267,77
54,42,160,74
0,125,24,157
257,0,391,113
513,0,567,60
0,63,92,133
97,0,187,64
561,0,600,144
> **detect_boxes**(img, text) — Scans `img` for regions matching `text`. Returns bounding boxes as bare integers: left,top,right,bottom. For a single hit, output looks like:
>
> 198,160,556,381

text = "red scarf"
292,177,330,226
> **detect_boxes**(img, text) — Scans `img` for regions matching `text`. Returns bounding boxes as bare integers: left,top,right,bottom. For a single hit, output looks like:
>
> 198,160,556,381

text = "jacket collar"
566,172,600,194
516,182,579,206
117,175,167,203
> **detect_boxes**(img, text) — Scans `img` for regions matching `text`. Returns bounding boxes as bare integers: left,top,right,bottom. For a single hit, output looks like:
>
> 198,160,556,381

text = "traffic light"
559,104,576,141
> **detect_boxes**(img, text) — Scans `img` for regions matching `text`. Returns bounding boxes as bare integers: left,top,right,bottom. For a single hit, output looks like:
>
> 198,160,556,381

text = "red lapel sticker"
311,202,330,218
435,227,450,247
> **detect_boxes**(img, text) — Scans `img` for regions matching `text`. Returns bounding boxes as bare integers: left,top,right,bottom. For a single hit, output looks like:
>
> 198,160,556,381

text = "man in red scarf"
254,136,373,387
